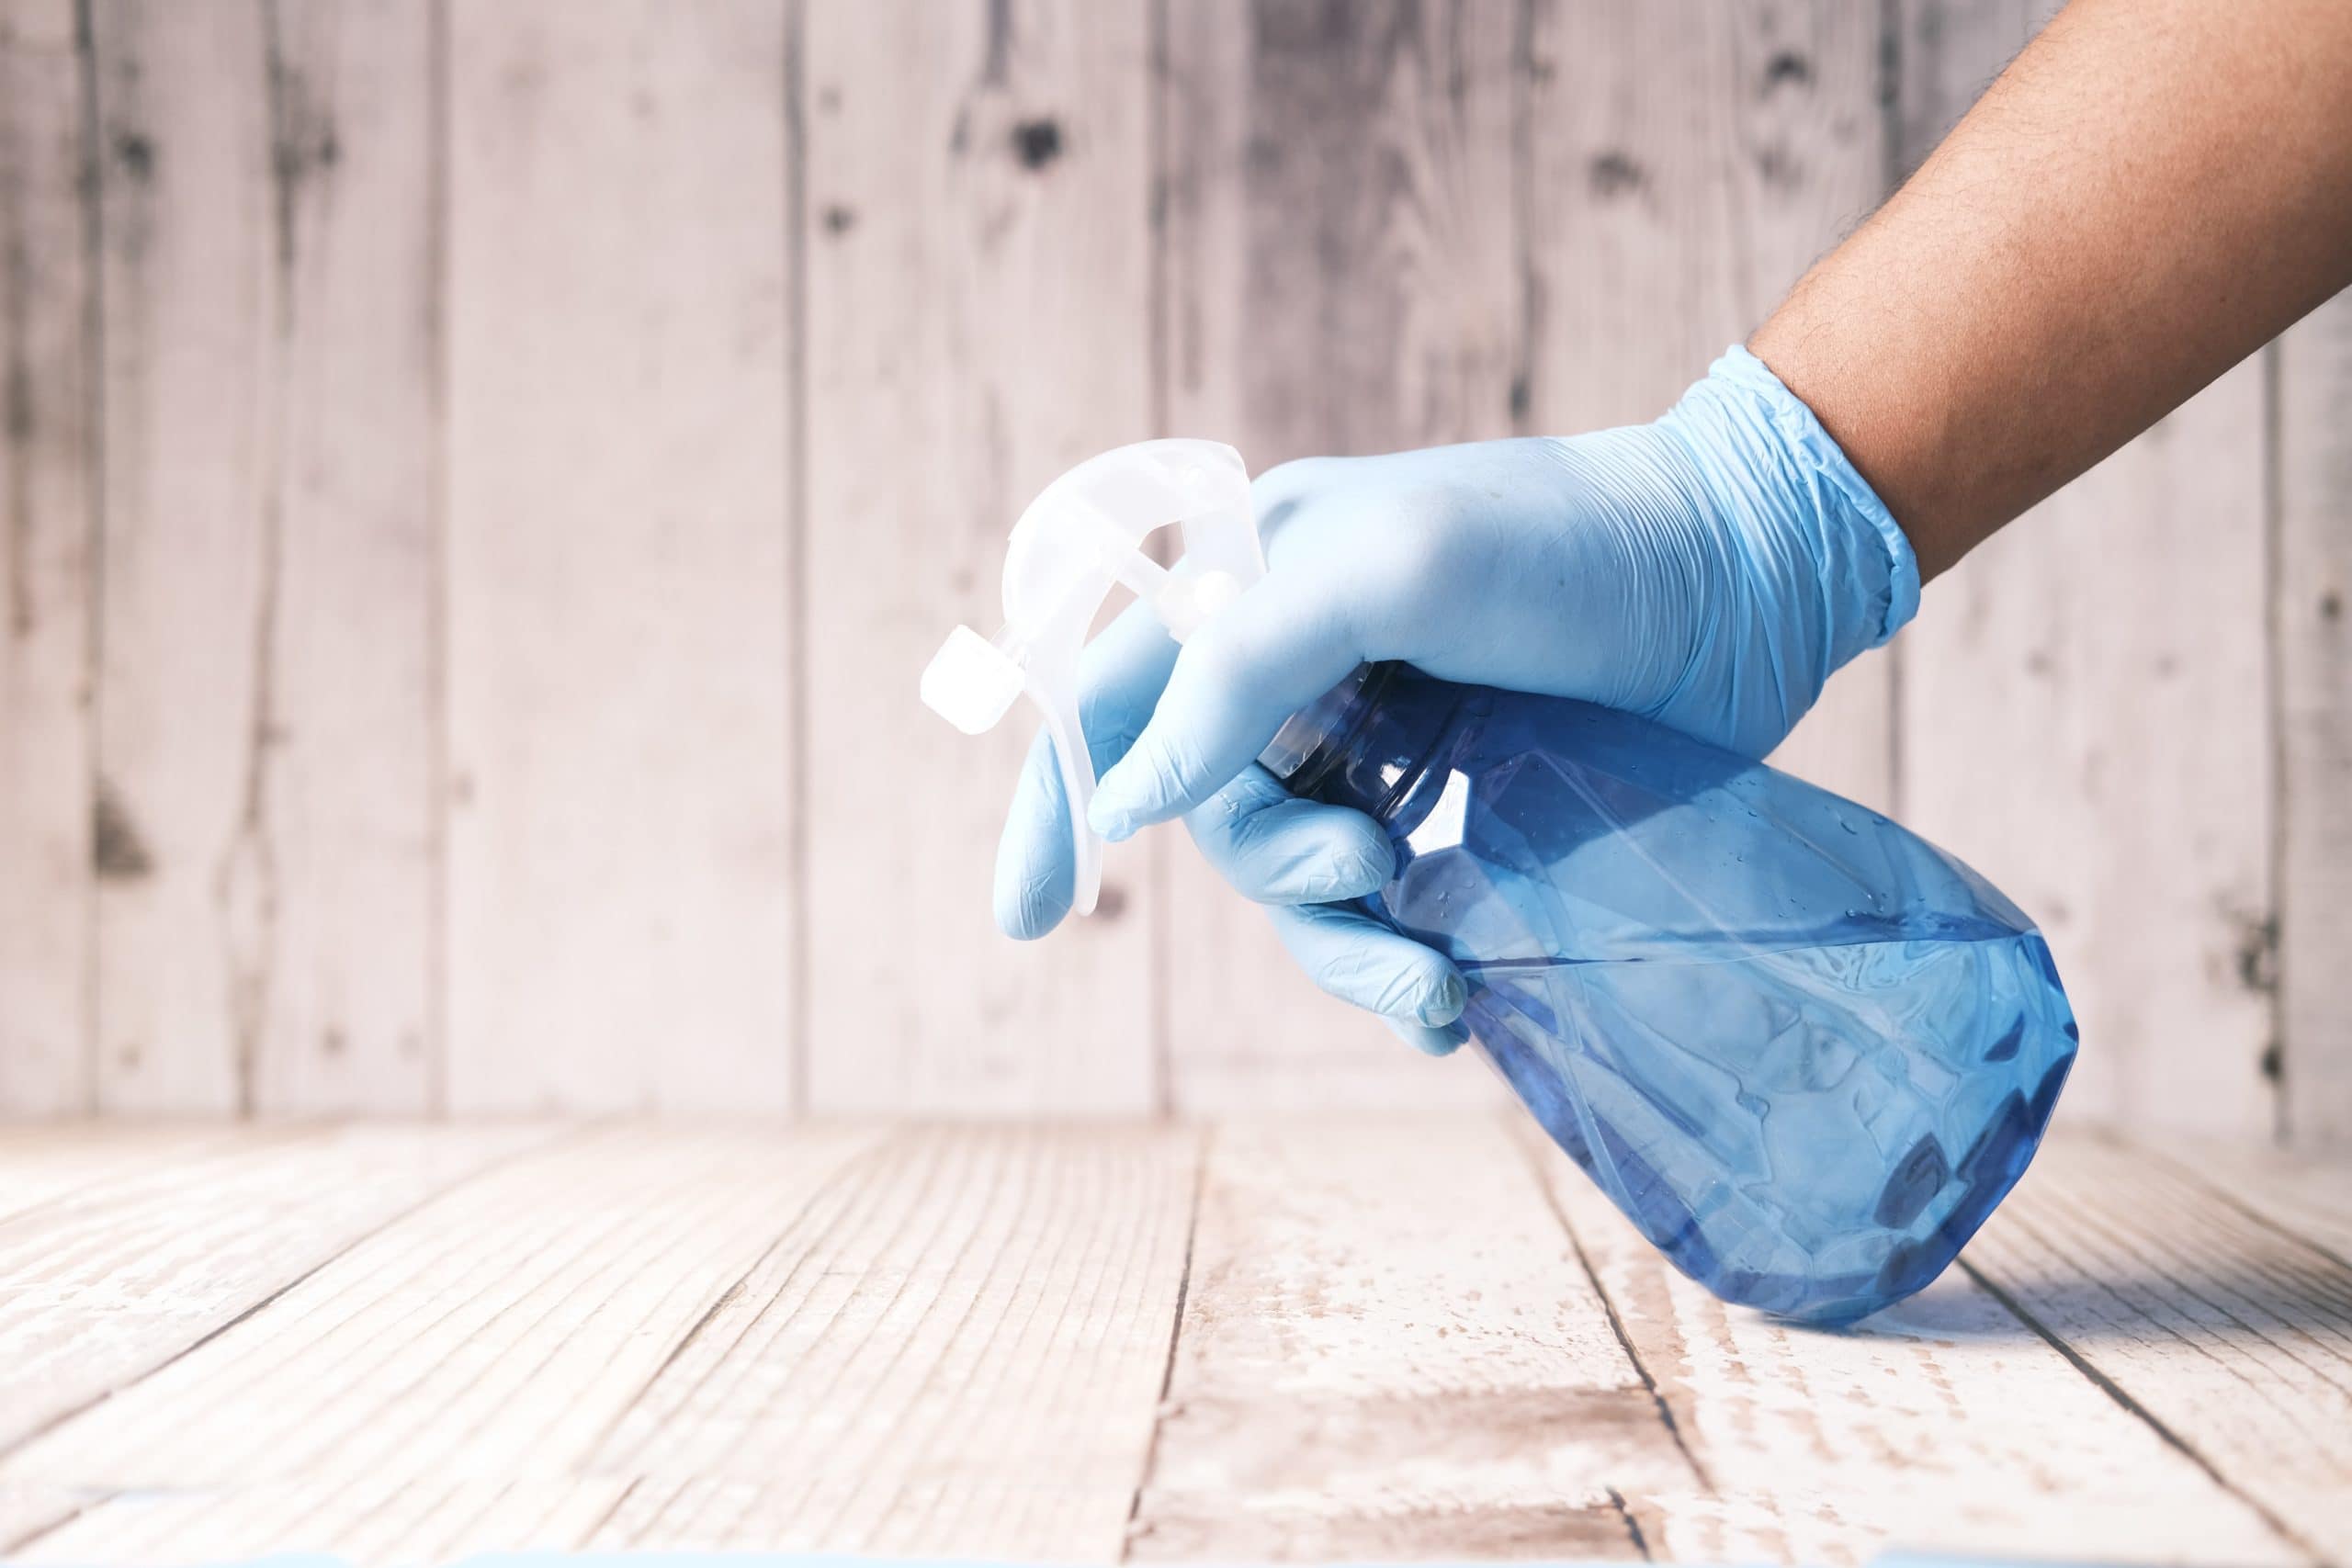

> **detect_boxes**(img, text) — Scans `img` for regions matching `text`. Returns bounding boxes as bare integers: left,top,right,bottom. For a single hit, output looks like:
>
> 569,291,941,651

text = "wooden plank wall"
0,0,2345,1138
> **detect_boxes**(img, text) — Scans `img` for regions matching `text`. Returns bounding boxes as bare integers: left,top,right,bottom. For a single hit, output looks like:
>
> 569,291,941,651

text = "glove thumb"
1086,570,1363,838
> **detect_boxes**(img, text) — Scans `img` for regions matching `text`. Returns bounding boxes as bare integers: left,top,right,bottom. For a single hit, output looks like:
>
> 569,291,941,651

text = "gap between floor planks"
0,1118,2345,1565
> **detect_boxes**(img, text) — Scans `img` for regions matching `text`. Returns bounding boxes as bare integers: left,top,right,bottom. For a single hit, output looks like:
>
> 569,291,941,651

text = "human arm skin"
1752,0,2352,581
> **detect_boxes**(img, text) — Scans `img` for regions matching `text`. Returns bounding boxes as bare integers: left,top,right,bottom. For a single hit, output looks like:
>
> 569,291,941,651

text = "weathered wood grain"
1126,1116,1687,1562
1517,1121,2306,1567
1894,2,2277,1140
85,0,270,1113
243,1,438,1114
0,1123,549,1461
801,0,1159,1114
0,1483,95,1558
0,0,95,1118
1528,0,1894,809
1961,1134,2352,1562
85,1,436,1115
2176,1135,2352,1263
0,1120,2347,1565
443,0,796,1112
2,1125,880,1491
1157,0,1520,1114
13,1480,628,1565
584,1125,1196,1560
2276,290,2352,1145
0,1122,232,1225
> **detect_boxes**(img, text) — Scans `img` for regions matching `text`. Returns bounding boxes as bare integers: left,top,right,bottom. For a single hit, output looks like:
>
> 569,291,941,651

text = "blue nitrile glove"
993,345,1919,1055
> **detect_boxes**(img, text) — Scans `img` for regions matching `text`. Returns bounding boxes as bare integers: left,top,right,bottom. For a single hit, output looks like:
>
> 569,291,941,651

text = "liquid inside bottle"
1264,662,2079,1325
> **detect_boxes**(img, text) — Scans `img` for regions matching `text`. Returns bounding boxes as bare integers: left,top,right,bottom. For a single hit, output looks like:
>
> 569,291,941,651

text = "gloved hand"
993,345,1919,1055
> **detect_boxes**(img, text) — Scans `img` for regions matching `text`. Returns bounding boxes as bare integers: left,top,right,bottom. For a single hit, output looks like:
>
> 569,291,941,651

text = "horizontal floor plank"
584,1124,1199,1561
0,1125,238,1226
2,1119,2345,1566
0,1485,96,1558
1127,1116,1689,1562
14,1481,628,1564
2173,1136,2352,1263
0,1123,556,1460
1959,1133,2352,1564
1,1124,884,1490
1517,1120,2305,1566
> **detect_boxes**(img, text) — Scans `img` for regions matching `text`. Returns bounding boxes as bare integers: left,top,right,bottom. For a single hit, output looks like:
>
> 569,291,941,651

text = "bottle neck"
1258,663,1385,791
1259,661,1470,828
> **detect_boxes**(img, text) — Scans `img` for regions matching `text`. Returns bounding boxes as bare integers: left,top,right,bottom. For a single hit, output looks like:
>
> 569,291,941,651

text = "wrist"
1660,344,1922,692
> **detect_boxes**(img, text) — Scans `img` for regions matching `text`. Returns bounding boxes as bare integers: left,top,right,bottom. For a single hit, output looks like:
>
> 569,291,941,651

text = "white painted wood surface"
588,1125,1196,1556
85,0,274,1114
444,0,796,1111
0,1122,548,1456
1520,1119,2305,1566
1961,1133,2352,1562
0,1124,881,1488
2277,291,2352,1145
0,0,94,1117
246,1,438,1115
801,0,1159,1115
1127,1118,1687,1560
0,1119,2344,1565
82,0,436,1117
0,1,2344,1134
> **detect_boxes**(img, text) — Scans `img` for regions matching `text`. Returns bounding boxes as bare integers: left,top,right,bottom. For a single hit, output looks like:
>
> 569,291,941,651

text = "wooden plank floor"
0,1120,2343,1567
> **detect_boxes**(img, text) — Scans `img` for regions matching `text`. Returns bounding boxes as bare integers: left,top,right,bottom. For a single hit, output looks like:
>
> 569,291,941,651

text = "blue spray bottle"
923,440,2076,1325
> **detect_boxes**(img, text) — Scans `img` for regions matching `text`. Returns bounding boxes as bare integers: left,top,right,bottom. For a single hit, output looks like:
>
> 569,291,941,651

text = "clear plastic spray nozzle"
920,440,1262,917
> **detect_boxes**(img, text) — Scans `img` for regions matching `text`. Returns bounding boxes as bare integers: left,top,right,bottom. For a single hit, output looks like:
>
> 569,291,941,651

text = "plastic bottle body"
1268,663,2079,1325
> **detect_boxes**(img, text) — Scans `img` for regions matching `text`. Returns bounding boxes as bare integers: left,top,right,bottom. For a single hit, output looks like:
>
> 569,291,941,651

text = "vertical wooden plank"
1158,0,1521,1113
803,1,1157,1113
445,0,795,1111
2276,291,2352,1145
87,0,435,1114
250,2,437,1113
85,0,267,1112
1894,3,2276,1138
0,0,94,1116
1126,1117,1689,1561
1525,1,1894,807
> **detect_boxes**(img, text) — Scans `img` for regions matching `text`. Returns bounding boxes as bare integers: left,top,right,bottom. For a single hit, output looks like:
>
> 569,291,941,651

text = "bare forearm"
1751,0,2352,580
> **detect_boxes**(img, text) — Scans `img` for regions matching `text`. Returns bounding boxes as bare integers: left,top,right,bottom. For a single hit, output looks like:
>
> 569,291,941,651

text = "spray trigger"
920,439,1262,917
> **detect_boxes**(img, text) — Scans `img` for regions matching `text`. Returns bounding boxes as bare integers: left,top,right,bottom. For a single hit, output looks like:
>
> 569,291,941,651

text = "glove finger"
1089,566,1365,838
1183,765,1395,906
1264,900,1468,1028
1383,1013,1473,1058
993,603,1181,939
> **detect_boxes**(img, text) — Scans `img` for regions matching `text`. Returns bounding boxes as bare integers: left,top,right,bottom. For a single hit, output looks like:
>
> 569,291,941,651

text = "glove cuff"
1690,345,1922,670
1708,344,1919,652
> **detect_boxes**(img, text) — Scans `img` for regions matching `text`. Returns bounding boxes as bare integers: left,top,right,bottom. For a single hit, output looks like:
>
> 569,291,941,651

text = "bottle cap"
921,439,1263,916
